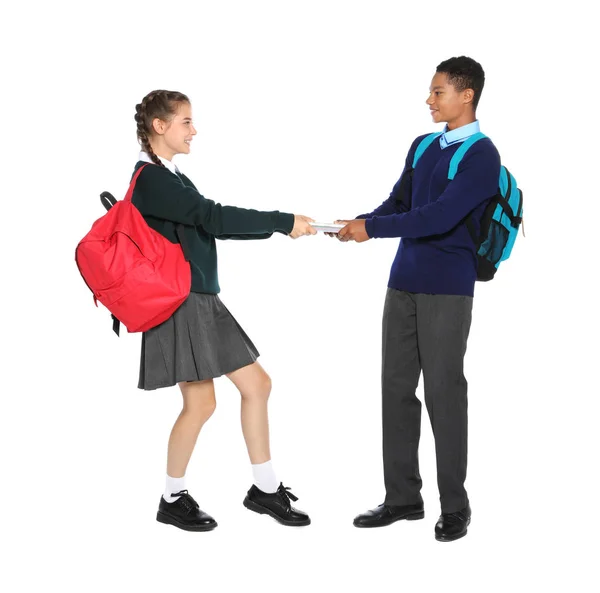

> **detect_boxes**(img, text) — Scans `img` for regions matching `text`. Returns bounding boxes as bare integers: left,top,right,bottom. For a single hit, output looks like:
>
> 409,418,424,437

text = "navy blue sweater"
360,133,500,297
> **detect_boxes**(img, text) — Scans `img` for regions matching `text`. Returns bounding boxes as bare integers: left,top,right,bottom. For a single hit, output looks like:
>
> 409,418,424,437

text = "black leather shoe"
156,490,217,532
243,483,311,526
435,504,471,542
353,503,425,527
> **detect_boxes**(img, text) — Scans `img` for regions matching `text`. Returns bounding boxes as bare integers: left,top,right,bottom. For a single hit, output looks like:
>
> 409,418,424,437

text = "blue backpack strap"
448,132,487,179
412,133,442,168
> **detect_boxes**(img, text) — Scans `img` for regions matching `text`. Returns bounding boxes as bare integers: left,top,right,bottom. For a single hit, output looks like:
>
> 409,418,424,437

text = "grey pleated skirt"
138,292,259,391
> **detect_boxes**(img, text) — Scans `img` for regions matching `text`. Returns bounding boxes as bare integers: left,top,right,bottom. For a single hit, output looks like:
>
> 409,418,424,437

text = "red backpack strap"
122,162,191,262
123,163,150,202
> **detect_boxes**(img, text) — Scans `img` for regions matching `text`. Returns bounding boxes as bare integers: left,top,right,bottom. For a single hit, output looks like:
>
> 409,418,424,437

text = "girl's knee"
184,396,217,421
241,372,272,401
263,373,272,395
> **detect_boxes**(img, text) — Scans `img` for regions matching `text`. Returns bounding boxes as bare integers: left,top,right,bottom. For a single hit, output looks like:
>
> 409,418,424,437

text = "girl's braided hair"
134,90,190,166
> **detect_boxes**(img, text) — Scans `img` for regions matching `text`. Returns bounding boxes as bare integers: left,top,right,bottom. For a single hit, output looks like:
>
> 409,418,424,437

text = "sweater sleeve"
133,164,295,236
365,141,500,239
355,135,426,219
216,232,274,241
356,172,410,219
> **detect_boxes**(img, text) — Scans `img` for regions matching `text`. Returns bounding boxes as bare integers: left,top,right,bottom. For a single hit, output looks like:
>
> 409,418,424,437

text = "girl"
131,89,316,531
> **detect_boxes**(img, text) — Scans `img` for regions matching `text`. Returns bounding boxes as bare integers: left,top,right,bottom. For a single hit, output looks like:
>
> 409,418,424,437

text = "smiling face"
426,72,475,130
151,101,197,159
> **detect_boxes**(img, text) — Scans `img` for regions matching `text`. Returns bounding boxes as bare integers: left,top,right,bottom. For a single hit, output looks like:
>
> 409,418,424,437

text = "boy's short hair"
436,56,485,110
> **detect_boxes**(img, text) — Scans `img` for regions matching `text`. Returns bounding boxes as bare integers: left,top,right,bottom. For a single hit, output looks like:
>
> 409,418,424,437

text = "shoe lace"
276,483,299,507
172,490,199,513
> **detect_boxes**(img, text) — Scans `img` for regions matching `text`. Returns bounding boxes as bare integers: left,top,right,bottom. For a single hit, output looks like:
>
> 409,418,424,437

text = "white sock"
163,474,186,503
252,460,279,493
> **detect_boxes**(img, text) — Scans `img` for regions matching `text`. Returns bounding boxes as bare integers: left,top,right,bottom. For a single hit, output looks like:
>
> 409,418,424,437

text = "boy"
338,56,500,542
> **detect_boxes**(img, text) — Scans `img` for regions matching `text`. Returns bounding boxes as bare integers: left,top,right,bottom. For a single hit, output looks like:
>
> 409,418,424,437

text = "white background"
2,1,598,591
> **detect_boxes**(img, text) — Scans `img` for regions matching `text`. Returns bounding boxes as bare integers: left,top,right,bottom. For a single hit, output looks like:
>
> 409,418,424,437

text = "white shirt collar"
138,151,181,175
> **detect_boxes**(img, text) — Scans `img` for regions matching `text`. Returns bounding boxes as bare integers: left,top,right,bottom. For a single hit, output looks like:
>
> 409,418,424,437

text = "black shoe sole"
353,510,425,528
243,497,311,526
435,518,471,542
435,529,468,542
156,511,218,532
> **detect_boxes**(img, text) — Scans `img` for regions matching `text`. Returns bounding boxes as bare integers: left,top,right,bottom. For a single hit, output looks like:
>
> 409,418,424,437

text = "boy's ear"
463,88,475,105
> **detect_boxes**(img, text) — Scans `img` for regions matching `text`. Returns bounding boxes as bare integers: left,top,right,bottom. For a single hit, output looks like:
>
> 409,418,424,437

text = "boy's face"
426,72,473,124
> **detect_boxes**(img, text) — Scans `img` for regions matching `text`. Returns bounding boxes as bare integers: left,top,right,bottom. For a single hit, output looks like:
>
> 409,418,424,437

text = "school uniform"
131,152,294,390
353,122,501,539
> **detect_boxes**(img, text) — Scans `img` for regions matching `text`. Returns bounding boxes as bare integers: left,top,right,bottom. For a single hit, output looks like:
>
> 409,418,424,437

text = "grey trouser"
382,288,473,513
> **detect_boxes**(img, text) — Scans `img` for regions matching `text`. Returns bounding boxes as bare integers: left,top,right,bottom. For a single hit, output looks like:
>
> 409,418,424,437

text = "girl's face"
153,102,197,158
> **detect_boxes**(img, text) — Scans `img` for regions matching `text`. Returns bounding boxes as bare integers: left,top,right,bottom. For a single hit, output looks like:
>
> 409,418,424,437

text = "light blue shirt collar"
439,120,480,149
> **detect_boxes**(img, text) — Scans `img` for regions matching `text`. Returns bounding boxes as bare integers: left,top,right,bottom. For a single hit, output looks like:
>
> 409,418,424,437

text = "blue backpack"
411,131,524,281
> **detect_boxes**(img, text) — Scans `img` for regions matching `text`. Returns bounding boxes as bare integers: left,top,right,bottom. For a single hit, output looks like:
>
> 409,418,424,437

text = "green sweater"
131,161,295,293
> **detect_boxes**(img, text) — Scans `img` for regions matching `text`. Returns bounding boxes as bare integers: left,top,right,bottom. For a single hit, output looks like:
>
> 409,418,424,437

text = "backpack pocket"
478,217,509,266
95,259,155,306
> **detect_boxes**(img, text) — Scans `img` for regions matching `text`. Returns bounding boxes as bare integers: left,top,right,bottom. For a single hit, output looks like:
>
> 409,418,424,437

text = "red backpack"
76,164,191,335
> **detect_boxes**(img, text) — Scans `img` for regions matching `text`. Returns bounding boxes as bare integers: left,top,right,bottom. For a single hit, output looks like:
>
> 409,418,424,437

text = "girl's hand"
290,215,317,239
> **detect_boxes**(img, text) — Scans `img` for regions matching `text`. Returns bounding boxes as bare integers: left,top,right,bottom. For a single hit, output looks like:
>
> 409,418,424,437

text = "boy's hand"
338,219,370,243
326,219,352,239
